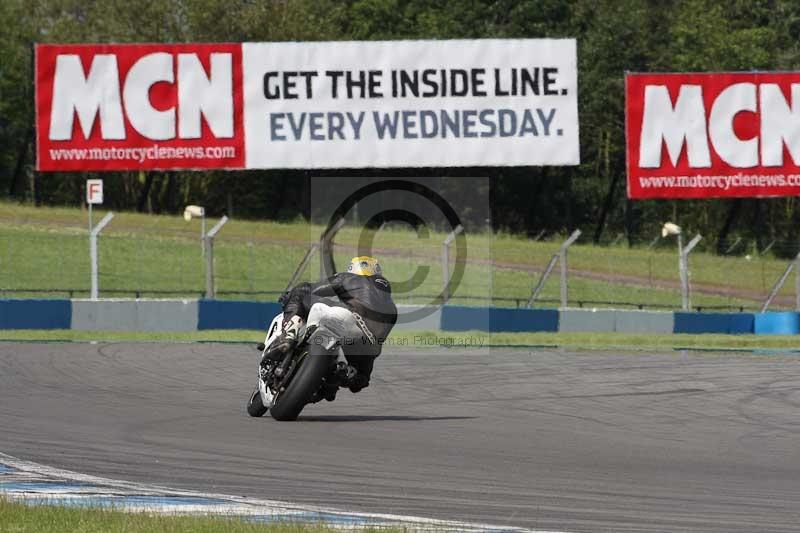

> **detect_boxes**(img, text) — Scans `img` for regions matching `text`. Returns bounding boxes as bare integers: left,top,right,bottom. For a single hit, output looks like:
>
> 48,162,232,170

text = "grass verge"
1,200,791,310
0,329,797,351
0,496,392,533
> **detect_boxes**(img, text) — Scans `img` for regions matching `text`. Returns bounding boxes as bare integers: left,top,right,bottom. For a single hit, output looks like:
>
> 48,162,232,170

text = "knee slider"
307,326,339,353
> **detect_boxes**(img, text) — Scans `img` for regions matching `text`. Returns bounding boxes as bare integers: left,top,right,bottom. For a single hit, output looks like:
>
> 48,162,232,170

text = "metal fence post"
679,234,702,311
441,225,464,303
201,214,206,257
319,218,345,281
205,237,214,298
796,254,800,312
204,216,229,299
677,234,685,309
759,239,776,256
559,230,582,308
559,249,568,307
526,254,559,308
526,229,580,308
89,212,114,300
762,251,800,312
285,243,320,292
724,237,742,255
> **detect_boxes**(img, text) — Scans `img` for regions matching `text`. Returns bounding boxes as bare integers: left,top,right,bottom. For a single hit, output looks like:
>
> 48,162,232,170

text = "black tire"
269,349,335,421
246,383,268,417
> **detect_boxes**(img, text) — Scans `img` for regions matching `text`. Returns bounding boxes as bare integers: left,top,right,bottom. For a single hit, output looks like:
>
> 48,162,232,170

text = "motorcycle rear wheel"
269,349,335,421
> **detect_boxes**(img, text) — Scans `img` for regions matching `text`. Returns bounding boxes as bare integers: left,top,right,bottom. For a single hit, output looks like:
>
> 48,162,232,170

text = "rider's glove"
278,289,291,306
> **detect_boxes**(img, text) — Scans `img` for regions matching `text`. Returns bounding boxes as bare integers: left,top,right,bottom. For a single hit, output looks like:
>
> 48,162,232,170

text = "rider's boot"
333,361,357,384
332,362,370,393
272,315,303,355
347,373,370,393
322,384,338,401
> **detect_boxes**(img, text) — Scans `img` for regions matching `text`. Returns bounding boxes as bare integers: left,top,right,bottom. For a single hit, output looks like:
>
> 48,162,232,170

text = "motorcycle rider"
273,256,397,394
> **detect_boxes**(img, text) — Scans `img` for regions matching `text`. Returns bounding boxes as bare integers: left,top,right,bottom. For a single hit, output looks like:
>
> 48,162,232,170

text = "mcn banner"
35,40,579,171
627,72,800,199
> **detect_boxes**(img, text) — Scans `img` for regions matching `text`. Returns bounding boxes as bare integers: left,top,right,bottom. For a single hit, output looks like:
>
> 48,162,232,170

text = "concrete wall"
614,310,674,334
71,299,198,332
393,305,442,331
1,299,798,336
558,309,616,333
558,309,674,334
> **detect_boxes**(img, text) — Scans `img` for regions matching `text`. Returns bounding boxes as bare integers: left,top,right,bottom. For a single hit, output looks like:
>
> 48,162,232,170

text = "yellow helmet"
348,256,381,276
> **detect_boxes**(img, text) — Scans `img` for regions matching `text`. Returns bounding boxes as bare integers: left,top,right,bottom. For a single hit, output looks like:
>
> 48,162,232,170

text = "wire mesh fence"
1,220,799,311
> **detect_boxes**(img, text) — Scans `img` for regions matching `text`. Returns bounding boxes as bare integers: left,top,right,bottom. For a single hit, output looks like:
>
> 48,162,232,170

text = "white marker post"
86,179,111,299
86,179,103,231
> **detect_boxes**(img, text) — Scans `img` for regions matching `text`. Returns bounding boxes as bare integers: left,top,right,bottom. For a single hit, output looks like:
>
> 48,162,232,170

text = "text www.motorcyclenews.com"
49,145,236,163
639,173,800,191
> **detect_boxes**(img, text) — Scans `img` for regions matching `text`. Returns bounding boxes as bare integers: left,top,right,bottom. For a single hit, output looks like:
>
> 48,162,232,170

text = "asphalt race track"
1,341,799,532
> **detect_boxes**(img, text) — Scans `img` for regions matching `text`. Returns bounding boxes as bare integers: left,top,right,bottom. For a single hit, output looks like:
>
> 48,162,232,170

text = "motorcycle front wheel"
246,382,268,417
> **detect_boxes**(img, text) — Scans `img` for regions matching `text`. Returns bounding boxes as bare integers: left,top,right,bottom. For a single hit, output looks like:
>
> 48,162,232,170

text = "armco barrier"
197,300,282,330
754,312,800,335
71,299,198,332
440,306,558,332
673,312,754,334
0,299,71,329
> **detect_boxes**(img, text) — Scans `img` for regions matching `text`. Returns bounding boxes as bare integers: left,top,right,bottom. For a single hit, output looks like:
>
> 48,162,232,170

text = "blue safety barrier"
754,312,800,335
0,298,795,337
0,299,72,329
440,306,490,331
490,307,559,332
197,300,282,330
673,312,754,334
440,305,558,332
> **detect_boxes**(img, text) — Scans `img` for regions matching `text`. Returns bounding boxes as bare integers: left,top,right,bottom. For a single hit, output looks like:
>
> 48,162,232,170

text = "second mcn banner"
36,40,579,172
627,72,800,199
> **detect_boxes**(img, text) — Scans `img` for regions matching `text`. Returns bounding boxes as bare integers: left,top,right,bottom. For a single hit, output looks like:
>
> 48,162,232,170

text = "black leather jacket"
282,273,397,343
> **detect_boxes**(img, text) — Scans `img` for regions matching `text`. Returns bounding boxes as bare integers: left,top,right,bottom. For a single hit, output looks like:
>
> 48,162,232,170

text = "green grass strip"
0,329,797,351
0,496,395,533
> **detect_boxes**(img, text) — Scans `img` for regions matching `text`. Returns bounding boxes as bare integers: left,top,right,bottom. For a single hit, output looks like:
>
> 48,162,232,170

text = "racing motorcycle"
246,313,344,421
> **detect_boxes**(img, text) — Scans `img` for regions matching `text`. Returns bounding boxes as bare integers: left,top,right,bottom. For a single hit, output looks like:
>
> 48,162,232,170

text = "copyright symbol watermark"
311,178,485,325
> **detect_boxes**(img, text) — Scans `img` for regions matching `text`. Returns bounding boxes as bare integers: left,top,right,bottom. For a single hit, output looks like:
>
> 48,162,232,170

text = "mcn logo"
51,52,233,141
640,83,800,169
36,43,244,171
626,72,800,199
